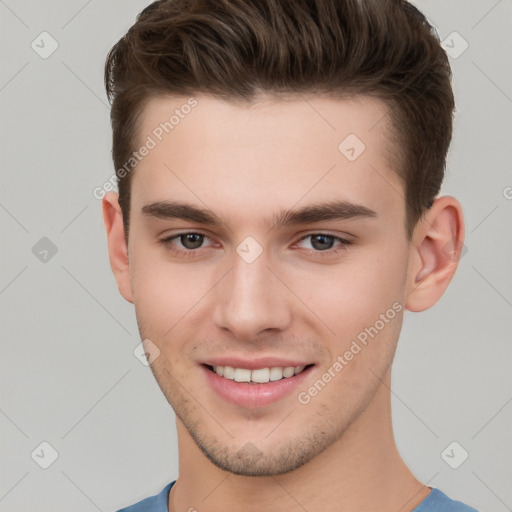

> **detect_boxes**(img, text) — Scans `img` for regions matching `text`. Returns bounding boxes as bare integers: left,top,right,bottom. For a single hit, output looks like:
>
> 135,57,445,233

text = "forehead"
131,93,404,229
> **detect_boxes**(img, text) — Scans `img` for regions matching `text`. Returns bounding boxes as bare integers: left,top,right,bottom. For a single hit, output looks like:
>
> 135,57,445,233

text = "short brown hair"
105,0,454,241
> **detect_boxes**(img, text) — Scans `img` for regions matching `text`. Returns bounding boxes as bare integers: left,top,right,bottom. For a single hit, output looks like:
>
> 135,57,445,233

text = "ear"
405,196,465,312
102,192,134,304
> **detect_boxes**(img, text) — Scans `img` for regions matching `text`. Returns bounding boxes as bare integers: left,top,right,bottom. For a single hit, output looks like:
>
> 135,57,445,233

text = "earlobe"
405,196,465,312
102,192,134,304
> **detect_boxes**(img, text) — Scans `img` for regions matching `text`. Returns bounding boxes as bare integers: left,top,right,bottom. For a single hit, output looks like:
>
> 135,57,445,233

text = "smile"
201,363,316,408
207,364,311,383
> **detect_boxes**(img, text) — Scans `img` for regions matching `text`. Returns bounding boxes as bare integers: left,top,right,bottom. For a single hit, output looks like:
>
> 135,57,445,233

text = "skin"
103,94,465,512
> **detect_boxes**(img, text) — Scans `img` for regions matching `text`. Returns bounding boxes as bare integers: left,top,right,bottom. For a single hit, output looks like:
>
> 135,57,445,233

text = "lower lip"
201,364,314,408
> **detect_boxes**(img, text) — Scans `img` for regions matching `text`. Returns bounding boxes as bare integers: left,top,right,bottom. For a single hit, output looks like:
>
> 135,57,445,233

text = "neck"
170,368,430,512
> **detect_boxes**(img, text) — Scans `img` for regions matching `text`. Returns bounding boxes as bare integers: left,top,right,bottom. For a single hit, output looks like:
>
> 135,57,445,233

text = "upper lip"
203,357,313,370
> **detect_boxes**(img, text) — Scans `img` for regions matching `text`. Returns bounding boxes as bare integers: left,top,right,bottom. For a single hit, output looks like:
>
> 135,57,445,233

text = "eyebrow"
141,199,378,229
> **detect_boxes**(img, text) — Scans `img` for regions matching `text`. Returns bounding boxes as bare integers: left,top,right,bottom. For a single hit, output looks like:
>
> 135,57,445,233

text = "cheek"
289,244,408,347
130,232,408,347
130,249,190,335
130,247,222,346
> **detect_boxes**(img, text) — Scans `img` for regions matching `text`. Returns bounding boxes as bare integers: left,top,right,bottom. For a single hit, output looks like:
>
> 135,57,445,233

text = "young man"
102,0,478,510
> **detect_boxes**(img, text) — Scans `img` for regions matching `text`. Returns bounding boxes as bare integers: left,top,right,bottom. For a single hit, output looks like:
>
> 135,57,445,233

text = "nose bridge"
213,248,291,338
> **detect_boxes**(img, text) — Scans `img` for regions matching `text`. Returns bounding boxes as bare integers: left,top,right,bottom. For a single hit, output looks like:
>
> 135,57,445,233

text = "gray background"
0,1,511,511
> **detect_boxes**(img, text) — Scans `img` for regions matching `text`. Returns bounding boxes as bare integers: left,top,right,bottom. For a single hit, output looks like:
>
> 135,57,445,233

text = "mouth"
203,363,314,384
200,362,316,408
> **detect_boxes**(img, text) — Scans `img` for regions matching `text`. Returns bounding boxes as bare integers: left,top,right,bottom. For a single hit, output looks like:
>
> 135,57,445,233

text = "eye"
158,231,352,259
176,233,206,250
159,231,215,255
295,233,352,256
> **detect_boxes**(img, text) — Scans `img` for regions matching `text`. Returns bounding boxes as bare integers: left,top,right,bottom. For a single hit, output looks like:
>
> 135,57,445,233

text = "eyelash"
158,231,352,259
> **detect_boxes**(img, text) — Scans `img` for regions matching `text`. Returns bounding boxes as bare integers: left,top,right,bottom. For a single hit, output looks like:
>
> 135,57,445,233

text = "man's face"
125,94,412,475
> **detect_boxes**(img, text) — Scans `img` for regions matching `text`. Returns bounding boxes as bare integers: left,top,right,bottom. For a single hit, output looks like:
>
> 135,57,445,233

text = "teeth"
211,365,306,383
251,368,270,383
269,367,283,381
282,367,295,378
233,368,251,382
223,366,235,379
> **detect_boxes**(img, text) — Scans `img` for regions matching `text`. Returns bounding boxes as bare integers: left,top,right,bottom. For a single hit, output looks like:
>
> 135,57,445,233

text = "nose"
212,249,292,341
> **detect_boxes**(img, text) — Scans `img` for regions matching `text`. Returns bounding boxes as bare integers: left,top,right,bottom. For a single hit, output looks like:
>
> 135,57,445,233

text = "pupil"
182,233,203,249
311,235,334,250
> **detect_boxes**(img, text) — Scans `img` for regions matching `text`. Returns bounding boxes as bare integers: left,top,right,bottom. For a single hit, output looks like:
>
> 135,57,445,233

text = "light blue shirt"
116,481,479,511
